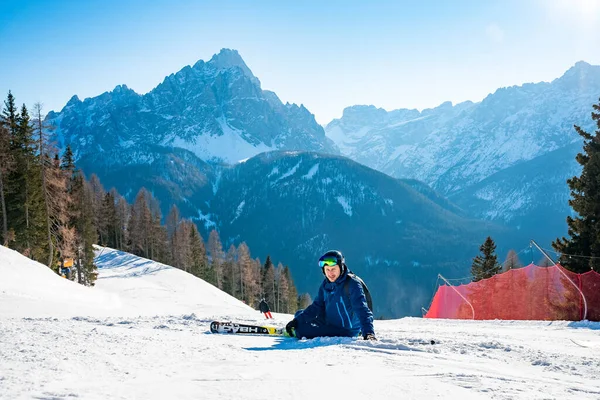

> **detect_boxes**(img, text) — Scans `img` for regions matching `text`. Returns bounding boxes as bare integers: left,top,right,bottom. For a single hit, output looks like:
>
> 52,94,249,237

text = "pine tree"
0,114,14,245
166,205,180,242
172,219,191,271
152,218,169,264
471,236,501,282
284,266,298,314
221,244,237,296
189,223,209,281
261,256,276,310
72,177,98,285
208,229,224,289
114,193,129,250
16,104,46,262
3,96,27,253
100,191,119,248
276,262,289,312
61,146,82,266
128,188,153,258
553,98,600,272
88,174,106,245
238,242,259,305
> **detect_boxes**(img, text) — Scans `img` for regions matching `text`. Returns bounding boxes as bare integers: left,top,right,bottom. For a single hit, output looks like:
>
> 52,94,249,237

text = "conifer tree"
3,96,26,253
553,99,600,272
100,191,119,248
276,262,289,312
238,242,259,305
172,219,191,271
0,116,14,245
261,255,276,310
79,178,98,285
17,104,46,261
221,244,237,296
166,205,180,242
471,236,501,282
114,193,129,250
61,146,83,266
284,266,298,314
88,174,106,244
152,218,169,264
128,188,152,258
189,223,209,281
208,229,224,289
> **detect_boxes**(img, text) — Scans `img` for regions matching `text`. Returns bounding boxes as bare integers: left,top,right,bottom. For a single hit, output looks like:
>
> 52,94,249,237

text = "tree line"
0,91,97,285
0,91,310,313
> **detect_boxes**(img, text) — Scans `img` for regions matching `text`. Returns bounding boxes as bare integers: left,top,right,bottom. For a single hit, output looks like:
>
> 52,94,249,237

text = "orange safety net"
425,264,600,321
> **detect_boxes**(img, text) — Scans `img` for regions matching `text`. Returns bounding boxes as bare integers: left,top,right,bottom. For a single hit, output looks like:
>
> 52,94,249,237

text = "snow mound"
0,245,119,317
93,245,254,318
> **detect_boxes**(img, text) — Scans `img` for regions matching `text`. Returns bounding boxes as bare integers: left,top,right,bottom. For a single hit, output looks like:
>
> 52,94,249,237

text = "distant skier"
285,250,376,340
259,298,273,319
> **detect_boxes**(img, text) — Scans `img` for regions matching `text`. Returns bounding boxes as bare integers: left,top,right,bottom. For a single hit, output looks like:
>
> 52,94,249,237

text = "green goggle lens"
318,258,338,268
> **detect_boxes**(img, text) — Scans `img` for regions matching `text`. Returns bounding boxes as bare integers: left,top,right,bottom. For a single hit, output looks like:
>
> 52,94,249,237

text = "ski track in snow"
1,245,600,399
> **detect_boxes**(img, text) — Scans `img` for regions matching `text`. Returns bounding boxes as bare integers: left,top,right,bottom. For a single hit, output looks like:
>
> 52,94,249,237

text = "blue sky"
1,0,599,124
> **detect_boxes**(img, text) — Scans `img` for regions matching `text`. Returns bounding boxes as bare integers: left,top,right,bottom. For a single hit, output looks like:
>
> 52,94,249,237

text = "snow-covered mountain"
325,61,600,238
2,244,599,399
47,48,335,164
44,47,518,318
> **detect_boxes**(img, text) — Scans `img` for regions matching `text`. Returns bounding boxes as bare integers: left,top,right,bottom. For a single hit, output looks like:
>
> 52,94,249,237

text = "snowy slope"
1,245,600,399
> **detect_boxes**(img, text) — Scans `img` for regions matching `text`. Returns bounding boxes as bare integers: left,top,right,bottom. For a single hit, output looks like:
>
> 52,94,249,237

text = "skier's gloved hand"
285,319,298,337
364,333,377,341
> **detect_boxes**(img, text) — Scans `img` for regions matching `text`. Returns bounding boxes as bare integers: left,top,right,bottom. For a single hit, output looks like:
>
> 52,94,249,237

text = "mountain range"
45,49,600,316
325,61,600,245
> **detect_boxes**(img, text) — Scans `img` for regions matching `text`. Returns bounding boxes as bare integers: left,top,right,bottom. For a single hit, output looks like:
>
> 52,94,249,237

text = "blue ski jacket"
297,268,374,337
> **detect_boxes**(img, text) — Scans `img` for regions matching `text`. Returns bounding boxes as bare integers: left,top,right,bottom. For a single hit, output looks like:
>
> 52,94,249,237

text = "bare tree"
34,102,71,268
503,249,523,271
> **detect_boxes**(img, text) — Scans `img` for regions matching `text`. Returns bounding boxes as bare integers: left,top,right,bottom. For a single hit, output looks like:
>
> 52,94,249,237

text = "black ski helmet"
318,250,347,275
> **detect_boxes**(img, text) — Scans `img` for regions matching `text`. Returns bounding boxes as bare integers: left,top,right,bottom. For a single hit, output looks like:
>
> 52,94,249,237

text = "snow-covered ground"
1,245,599,399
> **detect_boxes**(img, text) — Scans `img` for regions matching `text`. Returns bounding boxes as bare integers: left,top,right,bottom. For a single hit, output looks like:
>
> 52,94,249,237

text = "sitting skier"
259,298,273,319
285,250,376,340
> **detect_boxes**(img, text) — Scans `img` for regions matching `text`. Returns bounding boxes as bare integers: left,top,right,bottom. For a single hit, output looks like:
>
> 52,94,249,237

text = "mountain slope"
448,142,582,246
208,151,516,317
1,244,599,400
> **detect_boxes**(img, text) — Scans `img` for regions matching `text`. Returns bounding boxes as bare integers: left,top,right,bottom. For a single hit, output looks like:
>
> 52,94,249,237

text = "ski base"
210,321,285,336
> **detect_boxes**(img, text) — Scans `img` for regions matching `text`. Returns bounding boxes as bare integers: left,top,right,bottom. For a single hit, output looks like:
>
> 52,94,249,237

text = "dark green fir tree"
553,98,600,272
471,236,501,282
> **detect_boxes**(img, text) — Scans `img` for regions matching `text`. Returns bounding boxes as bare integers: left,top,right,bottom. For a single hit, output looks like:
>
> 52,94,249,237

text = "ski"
209,321,285,336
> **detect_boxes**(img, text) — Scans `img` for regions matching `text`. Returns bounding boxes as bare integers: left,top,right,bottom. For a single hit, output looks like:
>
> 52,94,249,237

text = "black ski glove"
364,333,377,341
285,319,298,337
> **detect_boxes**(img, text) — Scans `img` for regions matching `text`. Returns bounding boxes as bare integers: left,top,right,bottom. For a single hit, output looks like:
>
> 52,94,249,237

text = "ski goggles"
318,257,339,268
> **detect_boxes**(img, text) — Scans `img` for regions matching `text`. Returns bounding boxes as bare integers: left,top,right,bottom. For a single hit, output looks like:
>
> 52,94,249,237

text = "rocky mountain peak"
554,60,600,90
190,48,261,87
